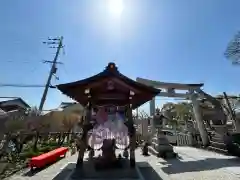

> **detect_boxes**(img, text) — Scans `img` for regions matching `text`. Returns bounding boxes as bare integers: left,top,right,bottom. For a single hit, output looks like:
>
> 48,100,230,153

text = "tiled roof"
59,102,78,109
0,97,30,108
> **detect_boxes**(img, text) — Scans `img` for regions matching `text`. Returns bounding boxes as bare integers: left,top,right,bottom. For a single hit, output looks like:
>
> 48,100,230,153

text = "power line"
2,59,48,79
3,60,42,64
0,83,56,88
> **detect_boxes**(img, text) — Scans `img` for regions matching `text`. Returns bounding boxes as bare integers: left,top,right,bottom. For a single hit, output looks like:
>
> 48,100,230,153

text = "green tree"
175,102,193,122
161,102,176,119
161,102,193,126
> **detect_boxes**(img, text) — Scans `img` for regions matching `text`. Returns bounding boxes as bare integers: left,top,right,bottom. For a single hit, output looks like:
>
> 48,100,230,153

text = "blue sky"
0,0,240,113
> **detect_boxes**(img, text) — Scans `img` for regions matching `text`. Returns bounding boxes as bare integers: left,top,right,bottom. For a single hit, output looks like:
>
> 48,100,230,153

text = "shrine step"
211,136,225,142
210,140,227,150
70,168,140,179
207,146,229,155
70,159,140,180
207,132,230,155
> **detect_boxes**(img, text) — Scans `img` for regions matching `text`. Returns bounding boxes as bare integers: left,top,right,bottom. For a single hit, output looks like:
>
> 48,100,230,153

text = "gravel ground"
6,147,240,180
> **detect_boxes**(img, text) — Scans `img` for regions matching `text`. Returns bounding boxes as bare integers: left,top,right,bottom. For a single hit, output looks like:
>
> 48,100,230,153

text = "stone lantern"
152,109,177,158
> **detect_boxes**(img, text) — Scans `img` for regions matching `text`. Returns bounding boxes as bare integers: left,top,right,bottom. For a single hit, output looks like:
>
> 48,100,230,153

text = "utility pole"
39,36,64,112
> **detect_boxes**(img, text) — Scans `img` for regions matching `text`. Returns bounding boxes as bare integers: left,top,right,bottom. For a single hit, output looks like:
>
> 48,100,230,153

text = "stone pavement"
167,147,240,180
5,152,79,180
6,147,240,180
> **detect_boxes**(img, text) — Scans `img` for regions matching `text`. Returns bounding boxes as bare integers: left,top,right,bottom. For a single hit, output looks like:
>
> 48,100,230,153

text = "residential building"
0,98,30,112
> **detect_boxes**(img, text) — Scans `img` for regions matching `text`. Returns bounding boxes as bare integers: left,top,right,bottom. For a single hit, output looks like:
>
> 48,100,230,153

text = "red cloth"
30,147,68,168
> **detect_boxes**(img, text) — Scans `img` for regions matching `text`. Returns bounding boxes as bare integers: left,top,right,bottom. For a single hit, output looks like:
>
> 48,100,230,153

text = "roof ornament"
105,62,118,72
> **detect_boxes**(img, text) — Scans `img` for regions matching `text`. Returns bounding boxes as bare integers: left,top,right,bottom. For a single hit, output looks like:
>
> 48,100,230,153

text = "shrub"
38,146,51,153
19,150,39,159
47,141,59,147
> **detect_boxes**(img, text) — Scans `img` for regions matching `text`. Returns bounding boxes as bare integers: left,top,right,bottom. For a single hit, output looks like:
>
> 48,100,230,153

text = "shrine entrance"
136,77,210,146
56,63,160,171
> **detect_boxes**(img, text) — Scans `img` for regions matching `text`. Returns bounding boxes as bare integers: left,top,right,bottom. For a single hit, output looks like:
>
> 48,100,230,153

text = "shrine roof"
56,62,160,109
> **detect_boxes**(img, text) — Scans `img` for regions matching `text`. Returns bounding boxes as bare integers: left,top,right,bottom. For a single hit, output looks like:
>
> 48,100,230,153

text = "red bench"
29,147,68,170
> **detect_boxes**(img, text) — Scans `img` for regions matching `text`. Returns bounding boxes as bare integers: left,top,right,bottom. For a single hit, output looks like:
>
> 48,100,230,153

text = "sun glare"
108,0,123,17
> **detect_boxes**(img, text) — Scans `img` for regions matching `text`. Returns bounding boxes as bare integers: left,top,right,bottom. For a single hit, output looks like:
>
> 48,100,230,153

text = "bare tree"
4,119,24,133
61,115,79,142
225,31,240,64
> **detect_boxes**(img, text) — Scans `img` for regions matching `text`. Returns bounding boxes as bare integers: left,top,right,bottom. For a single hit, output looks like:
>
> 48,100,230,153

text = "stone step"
70,160,140,179
210,141,227,149
211,136,225,143
207,146,229,155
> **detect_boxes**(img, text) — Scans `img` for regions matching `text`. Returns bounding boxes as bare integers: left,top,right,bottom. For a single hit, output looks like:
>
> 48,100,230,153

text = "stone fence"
176,133,194,146
176,132,202,146
134,119,199,147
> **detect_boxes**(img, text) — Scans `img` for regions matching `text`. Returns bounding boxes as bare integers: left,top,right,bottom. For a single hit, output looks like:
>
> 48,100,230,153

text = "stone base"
156,143,176,158
150,133,177,159
149,144,177,159
157,149,177,159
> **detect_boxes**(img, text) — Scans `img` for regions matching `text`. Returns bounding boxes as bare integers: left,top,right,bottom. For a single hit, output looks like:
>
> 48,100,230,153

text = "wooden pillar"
128,93,136,168
76,91,92,168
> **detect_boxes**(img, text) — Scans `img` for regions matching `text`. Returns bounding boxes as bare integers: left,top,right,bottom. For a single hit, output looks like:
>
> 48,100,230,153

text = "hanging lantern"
130,90,135,96
85,89,90,94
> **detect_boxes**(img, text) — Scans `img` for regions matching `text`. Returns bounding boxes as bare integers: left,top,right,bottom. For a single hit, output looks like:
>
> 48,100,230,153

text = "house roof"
56,62,160,109
59,102,78,109
0,108,6,115
0,98,30,108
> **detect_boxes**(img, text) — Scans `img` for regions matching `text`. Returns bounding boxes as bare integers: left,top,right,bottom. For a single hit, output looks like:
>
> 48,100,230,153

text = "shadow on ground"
138,162,163,180
52,163,75,180
161,156,240,174
22,157,64,177
51,161,163,180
